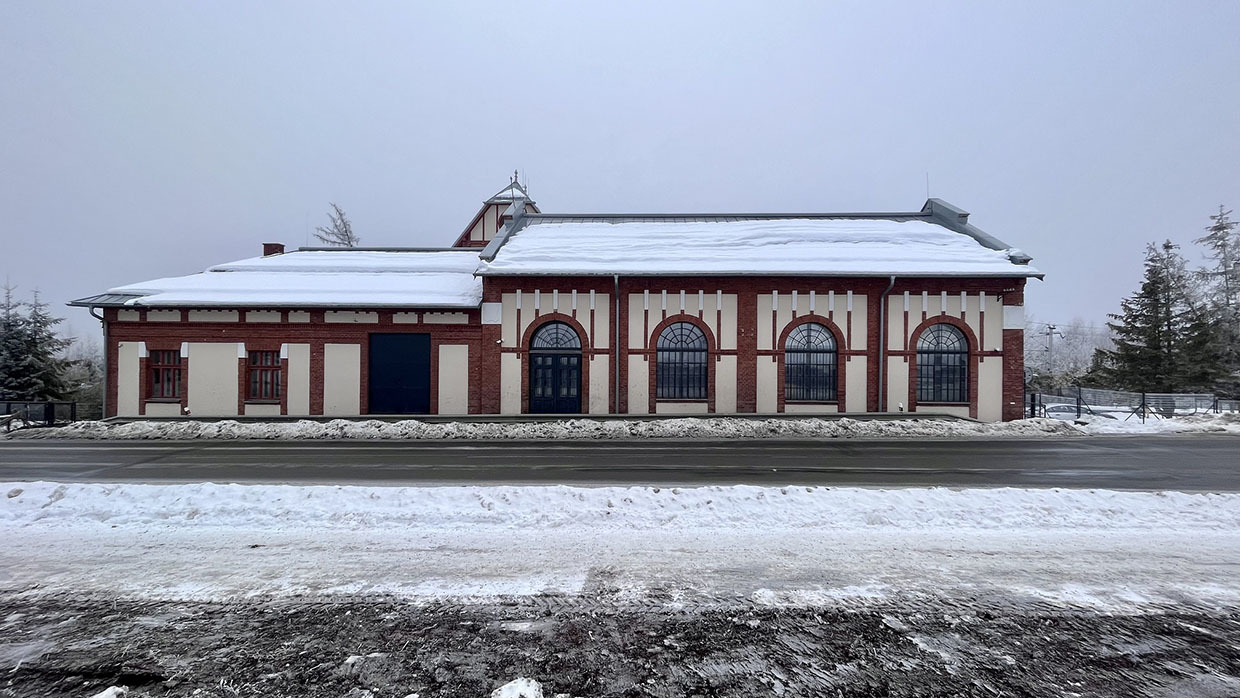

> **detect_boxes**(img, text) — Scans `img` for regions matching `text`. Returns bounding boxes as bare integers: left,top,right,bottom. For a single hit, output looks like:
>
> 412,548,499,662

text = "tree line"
0,285,102,416
1029,206,1239,398
0,199,356,419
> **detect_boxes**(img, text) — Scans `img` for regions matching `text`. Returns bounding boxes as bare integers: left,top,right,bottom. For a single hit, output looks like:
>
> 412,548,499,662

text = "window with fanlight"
656,322,708,400
916,324,969,403
784,322,837,402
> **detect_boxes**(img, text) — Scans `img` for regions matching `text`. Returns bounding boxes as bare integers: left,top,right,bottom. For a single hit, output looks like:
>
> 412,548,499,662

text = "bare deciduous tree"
314,203,360,247
1025,315,1113,389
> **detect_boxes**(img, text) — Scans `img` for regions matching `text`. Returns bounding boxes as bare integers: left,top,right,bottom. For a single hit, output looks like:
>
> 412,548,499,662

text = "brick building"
71,180,1041,421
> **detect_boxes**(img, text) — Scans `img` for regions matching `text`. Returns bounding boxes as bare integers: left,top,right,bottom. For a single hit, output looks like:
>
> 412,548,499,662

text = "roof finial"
512,169,519,185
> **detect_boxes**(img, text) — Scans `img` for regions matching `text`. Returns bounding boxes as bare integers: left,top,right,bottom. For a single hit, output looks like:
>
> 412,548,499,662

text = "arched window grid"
784,323,838,402
916,323,969,403
530,321,581,351
656,321,708,400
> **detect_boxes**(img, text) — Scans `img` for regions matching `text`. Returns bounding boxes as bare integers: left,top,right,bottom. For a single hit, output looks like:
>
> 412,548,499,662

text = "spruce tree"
1194,206,1240,396
0,285,38,401
23,291,73,400
0,285,74,402
1096,241,1197,392
1176,307,1223,392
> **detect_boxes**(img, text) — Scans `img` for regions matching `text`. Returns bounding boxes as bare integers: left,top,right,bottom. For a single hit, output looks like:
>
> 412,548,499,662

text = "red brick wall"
104,308,480,417
1001,282,1027,421
102,275,1030,420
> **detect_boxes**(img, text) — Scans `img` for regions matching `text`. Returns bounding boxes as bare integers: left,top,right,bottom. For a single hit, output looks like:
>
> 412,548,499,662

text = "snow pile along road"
1075,411,1240,435
6,416,1084,440
4,482,1238,533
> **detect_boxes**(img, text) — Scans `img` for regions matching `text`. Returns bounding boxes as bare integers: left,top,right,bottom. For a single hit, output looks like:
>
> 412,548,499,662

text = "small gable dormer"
452,173,540,248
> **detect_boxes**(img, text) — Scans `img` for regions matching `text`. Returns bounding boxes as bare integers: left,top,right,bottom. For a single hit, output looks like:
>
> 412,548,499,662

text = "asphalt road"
0,436,1236,490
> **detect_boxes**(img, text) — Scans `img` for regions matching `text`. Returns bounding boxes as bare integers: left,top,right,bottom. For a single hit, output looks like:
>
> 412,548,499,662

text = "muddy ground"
2,595,1239,698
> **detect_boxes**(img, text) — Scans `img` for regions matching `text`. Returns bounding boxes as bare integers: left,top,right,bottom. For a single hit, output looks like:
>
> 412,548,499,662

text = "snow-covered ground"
0,414,1214,440
6,413,1238,441
1074,411,1240,434
3,481,1238,612
6,416,1078,440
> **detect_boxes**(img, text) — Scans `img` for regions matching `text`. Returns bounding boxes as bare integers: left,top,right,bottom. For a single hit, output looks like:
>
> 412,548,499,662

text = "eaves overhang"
67,293,146,308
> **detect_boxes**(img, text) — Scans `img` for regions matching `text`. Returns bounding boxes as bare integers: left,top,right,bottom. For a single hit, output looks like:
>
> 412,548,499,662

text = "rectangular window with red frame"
149,350,181,399
247,351,282,401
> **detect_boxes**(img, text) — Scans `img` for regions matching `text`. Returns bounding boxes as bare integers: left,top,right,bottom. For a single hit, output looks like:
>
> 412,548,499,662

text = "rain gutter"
876,275,897,413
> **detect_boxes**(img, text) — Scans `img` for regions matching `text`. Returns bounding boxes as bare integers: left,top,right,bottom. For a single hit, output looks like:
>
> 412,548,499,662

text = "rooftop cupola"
452,172,540,248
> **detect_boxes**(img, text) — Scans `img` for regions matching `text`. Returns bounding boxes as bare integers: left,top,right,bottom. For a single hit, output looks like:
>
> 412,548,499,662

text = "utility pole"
1042,324,1064,381
1046,324,1056,371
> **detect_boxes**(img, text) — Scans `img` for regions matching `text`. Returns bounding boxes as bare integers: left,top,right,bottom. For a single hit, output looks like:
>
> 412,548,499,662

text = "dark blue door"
369,334,431,414
529,353,581,413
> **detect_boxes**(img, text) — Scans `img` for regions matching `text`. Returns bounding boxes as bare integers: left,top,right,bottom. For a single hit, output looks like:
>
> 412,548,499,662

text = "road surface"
0,435,1236,490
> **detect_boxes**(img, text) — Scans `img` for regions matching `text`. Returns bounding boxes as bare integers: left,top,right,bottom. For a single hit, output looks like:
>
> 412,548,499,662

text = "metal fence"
1,401,79,432
1026,387,1240,421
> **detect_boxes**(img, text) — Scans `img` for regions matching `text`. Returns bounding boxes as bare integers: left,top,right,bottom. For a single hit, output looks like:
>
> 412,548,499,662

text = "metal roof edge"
479,201,530,262
70,299,483,310
292,247,475,253
921,198,1034,265
522,211,930,220
67,293,146,308
475,269,1044,279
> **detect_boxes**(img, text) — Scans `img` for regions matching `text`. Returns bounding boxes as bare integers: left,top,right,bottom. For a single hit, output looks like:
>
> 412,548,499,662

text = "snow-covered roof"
478,215,1042,277
486,181,530,203
79,250,483,308
69,196,1039,311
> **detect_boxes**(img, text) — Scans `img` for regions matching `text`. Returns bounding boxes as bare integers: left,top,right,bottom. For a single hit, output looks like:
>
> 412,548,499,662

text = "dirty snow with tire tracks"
2,481,1239,612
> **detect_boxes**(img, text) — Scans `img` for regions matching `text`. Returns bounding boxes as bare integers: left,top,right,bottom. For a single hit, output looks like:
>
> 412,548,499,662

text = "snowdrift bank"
4,481,1237,532
1076,411,1240,435
6,416,1082,440
8,414,1236,442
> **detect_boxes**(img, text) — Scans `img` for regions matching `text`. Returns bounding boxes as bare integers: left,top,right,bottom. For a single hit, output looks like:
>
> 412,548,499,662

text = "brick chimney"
262,242,285,256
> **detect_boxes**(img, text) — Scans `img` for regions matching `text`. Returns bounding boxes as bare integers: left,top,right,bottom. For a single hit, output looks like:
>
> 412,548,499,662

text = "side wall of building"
478,275,1027,421
102,277,1027,421
104,308,481,418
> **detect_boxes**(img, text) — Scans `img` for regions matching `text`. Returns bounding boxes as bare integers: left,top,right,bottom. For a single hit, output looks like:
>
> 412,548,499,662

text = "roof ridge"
293,247,477,252
525,212,929,219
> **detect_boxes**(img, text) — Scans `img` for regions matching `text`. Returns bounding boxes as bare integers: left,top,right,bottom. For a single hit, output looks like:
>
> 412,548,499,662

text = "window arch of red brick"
906,314,980,419
646,313,717,414
518,312,592,415
774,314,848,413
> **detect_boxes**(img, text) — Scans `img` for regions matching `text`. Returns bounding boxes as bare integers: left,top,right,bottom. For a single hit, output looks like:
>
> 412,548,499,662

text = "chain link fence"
1026,387,1239,421
1,401,79,432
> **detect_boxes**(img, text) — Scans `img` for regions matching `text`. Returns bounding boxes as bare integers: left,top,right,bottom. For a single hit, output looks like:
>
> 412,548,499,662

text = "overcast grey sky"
2,1,1238,340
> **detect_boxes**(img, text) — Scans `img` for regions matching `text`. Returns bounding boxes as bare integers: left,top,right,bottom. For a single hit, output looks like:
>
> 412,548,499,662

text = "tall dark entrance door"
369,333,431,414
528,321,582,414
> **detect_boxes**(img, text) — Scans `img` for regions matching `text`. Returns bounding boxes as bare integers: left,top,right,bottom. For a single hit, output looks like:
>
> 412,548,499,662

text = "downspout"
876,276,896,413
613,274,621,414
89,306,106,419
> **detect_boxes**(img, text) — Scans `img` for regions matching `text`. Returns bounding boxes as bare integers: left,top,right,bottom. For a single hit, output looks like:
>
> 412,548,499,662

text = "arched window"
656,321,708,399
785,323,837,401
529,321,582,413
530,321,581,350
916,324,968,403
